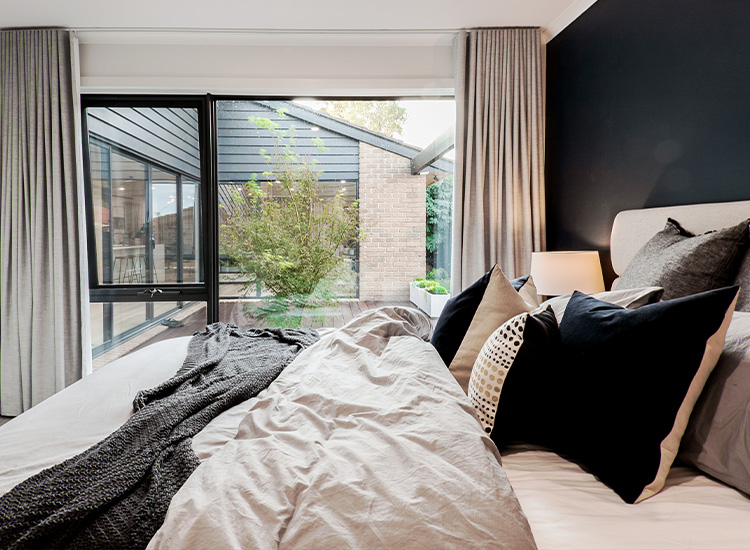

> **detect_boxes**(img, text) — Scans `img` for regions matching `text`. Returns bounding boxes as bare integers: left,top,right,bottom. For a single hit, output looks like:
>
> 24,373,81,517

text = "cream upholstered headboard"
610,200,750,277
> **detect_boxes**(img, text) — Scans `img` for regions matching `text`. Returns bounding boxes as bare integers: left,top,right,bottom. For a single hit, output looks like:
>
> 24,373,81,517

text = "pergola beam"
410,123,455,175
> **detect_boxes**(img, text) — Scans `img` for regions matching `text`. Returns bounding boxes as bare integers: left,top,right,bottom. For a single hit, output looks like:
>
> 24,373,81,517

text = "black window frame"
81,95,218,322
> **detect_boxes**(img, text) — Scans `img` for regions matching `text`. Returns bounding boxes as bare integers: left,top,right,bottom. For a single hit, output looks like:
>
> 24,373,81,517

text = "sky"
294,98,455,159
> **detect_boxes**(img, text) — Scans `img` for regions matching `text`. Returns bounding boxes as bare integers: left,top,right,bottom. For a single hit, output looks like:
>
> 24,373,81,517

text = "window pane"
151,168,178,283
90,302,105,348
84,102,207,369
217,98,454,329
85,106,203,285
90,142,110,283
113,302,148,337
91,301,207,369
182,179,200,283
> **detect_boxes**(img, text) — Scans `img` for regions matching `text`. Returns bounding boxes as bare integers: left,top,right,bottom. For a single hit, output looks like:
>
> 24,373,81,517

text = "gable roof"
256,100,454,174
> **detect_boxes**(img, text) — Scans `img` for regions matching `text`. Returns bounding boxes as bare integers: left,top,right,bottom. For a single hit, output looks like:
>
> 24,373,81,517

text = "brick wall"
358,142,426,301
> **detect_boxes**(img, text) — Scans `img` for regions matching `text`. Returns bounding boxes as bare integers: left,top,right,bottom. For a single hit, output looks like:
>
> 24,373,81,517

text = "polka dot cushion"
469,313,529,434
467,306,559,449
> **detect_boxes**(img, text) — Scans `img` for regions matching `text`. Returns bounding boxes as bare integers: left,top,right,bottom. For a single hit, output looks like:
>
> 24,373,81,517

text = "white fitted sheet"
501,444,750,550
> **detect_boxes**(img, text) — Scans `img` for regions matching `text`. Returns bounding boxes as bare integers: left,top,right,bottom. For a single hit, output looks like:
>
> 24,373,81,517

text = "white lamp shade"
530,251,605,296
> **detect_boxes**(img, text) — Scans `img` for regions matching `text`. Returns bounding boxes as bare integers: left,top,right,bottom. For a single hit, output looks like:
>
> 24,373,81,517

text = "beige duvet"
0,307,535,549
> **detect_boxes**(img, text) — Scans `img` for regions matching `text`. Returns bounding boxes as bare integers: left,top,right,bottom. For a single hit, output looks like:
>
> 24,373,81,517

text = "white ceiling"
2,0,597,43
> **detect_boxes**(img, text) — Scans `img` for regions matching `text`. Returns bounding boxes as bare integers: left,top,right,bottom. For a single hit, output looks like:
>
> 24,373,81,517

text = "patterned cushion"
616,218,749,301
469,307,558,437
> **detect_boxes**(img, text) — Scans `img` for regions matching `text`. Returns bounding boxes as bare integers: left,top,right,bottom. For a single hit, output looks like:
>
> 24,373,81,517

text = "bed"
1,200,749,549
500,199,750,549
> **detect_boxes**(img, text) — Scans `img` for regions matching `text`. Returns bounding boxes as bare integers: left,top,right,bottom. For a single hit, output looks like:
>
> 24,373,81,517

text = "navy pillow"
430,269,529,366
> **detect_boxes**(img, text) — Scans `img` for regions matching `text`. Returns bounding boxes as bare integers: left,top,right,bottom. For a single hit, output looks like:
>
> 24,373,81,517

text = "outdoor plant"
425,267,450,291
412,278,448,295
221,111,361,316
410,276,451,318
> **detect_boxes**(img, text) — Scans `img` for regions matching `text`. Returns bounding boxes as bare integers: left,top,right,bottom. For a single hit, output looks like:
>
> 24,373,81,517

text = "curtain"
452,28,545,293
1,29,91,416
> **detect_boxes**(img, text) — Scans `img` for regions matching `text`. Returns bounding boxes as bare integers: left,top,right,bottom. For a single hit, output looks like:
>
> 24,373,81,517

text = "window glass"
84,103,206,364
86,107,203,287
90,301,206,370
217,98,454,329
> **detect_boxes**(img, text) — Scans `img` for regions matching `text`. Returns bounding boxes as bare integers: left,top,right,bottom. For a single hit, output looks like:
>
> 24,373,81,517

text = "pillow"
430,268,537,368
732,250,750,312
555,287,738,503
679,311,750,495
538,286,664,324
476,286,738,504
469,307,559,443
516,275,542,309
447,267,534,393
616,218,749,301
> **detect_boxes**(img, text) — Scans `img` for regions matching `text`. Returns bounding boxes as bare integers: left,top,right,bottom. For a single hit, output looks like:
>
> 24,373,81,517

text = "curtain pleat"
0,29,89,415
452,28,545,293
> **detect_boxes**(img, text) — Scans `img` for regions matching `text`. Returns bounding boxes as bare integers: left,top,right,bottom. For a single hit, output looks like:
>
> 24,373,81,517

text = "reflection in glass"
111,152,148,283
151,168,178,283
85,104,204,361
86,108,203,288
183,179,200,283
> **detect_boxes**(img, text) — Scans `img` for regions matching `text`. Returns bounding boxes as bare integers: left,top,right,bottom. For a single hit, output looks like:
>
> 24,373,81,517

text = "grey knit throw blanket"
0,322,319,549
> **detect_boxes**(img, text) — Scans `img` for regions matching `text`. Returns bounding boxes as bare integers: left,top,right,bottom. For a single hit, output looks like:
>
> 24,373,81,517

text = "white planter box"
409,282,451,318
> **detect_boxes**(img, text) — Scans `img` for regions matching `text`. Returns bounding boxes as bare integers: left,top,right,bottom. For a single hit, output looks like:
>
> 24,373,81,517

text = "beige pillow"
449,266,532,392
518,275,542,308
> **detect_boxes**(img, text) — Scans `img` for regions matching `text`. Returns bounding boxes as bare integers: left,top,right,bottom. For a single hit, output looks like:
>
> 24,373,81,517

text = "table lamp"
530,251,605,298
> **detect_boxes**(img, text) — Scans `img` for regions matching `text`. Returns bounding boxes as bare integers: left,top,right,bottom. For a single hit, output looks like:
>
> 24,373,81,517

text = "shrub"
221,112,361,301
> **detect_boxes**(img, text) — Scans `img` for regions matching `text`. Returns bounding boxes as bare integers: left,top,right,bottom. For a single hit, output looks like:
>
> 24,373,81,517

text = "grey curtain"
452,28,545,293
1,29,91,416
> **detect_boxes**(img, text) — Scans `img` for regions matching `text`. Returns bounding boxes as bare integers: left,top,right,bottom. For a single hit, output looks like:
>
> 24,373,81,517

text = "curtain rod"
71,27,462,35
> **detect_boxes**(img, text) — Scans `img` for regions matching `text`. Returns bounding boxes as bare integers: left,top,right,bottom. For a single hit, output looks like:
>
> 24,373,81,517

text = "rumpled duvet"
0,323,318,549
148,306,536,549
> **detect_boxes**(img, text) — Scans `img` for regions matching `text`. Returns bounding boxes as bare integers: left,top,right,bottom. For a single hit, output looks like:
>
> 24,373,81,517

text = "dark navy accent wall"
546,0,750,281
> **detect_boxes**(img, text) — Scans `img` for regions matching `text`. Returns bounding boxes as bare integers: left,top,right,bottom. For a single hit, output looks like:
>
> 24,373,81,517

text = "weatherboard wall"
217,101,360,186
86,106,201,179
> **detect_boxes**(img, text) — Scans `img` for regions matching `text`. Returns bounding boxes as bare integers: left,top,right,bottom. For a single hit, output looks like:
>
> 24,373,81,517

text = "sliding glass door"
82,95,454,365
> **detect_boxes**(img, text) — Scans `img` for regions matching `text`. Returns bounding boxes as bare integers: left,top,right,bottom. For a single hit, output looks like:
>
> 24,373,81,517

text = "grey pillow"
680,312,750,496
617,218,750,301
733,252,750,312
